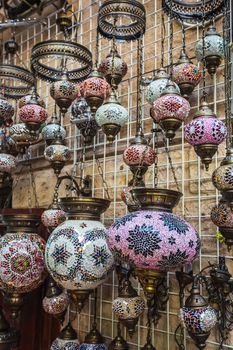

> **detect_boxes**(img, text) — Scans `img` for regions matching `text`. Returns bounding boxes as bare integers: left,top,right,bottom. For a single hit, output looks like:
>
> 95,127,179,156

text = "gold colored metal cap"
161,80,181,96
84,327,104,344
60,323,77,340
193,100,216,119
185,285,207,309
177,49,192,65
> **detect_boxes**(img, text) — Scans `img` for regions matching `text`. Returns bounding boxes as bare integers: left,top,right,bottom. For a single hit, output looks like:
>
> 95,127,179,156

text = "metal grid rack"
2,0,233,349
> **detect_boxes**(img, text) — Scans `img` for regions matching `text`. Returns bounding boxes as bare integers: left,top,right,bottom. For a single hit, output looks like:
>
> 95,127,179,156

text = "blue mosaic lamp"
51,322,79,350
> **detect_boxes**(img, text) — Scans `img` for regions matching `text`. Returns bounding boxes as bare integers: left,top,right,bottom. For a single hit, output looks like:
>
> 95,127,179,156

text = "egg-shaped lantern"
44,138,71,175
41,113,66,145
43,277,69,318
211,199,233,249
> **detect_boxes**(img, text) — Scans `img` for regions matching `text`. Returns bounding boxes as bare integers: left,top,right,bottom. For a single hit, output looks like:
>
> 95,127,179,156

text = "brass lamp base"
102,123,121,143
222,190,233,211
105,73,122,90
135,269,166,297
120,318,138,337
205,55,221,76
159,118,182,141
86,96,104,113
55,98,72,115
179,82,195,99
219,227,233,250
70,289,92,313
194,143,218,171
108,335,129,350
189,331,210,350
3,292,25,320
129,165,148,187
51,160,65,175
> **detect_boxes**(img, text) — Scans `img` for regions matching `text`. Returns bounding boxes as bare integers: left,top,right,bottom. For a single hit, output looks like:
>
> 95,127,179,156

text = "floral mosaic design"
95,102,128,127
184,117,227,146
112,296,145,320
146,79,180,104
123,144,156,166
212,164,233,191
211,202,233,228
45,222,114,290
152,94,190,122
19,104,48,124
50,80,78,102
173,63,201,86
71,98,91,121
0,233,46,293
180,306,217,334
0,153,16,173
10,123,39,145
42,124,66,143
79,77,111,100
107,210,200,271
41,209,66,229
99,54,128,79
0,97,14,121
44,144,71,163
195,33,224,62
51,338,79,350
43,291,69,315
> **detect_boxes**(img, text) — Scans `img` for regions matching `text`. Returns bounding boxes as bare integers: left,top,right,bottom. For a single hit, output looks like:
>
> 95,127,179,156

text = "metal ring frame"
0,64,35,100
31,40,93,83
98,0,146,41
162,0,225,23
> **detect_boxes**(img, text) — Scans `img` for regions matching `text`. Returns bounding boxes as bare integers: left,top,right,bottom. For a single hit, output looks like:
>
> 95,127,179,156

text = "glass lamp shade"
98,47,128,89
41,208,66,232
0,153,16,174
123,143,156,167
112,295,145,323
19,104,48,128
146,68,180,104
211,200,233,248
95,93,128,142
173,50,202,97
41,114,66,145
9,123,39,147
0,211,46,293
79,69,111,112
43,291,69,316
44,139,71,174
18,92,45,109
107,188,200,272
50,75,78,114
45,197,114,291
195,25,224,75
212,149,233,201
0,95,14,123
51,323,79,350
151,82,190,140
181,306,217,334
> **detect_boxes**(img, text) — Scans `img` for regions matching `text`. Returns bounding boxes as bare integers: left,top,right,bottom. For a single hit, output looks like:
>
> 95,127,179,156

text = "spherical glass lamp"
9,123,39,152
185,100,227,170
0,94,14,125
43,277,69,319
211,199,233,249
41,113,66,145
44,138,71,175
51,323,79,350
195,25,224,75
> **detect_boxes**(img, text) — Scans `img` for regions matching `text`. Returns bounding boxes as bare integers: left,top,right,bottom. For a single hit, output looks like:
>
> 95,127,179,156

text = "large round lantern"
211,200,233,249
146,68,180,104
151,81,190,140
95,93,128,142
99,47,128,89
0,209,46,319
41,113,66,145
79,69,111,113
195,25,224,75
50,73,78,114
185,100,227,170
173,50,202,98
107,188,200,296
51,322,79,350
9,123,39,152
45,196,114,307
44,138,71,175
0,94,14,125
123,132,156,186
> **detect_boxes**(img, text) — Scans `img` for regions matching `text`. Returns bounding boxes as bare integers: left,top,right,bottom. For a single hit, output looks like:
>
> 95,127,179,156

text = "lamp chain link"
161,13,165,68
93,144,110,199
201,0,207,100
136,36,143,133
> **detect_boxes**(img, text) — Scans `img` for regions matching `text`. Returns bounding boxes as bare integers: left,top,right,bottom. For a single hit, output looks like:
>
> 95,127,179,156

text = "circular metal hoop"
0,64,34,100
98,0,146,41
162,0,225,23
31,40,93,83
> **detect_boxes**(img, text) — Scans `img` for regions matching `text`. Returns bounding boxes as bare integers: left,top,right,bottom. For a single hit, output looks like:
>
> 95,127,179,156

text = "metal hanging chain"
168,0,174,80
161,129,181,193
201,0,207,100
160,13,165,68
95,29,100,68
181,20,186,53
132,143,149,188
93,144,110,199
153,123,159,188
24,150,39,208
136,36,143,133
111,17,117,95
92,289,98,329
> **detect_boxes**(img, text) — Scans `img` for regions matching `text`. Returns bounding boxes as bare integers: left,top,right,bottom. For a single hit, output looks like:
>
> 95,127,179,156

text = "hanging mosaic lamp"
146,68,180,104
71,97,99,144
79,326,107,350
0,307,20,350
185,100,227,170
112,267,145,336
211,199,233,249
180,282,217,349
95,92,128,142
212,148,233,208
41,205,66,233
9,123,39,152
51,322,79,350
18,87,48,131
45,195,114,309
195,25,224,75
123,131,156,187
50,72,79,114
44,137,71,175
0,129,17,177
151,81,190,140
41,113,66,146
0,209,46,319
79,69,111,113
173,49,202,98
0,94,14,126
108,188,200,297
43,277,69,321
99,47,128,90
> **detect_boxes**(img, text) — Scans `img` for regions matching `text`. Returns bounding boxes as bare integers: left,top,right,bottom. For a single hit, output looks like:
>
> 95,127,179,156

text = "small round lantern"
44,138,71,175
41,113,66,145
43,277,69,318
79,69,111,113
173,50,202,98
45,196,114,305
51,323,79,350
123,132,156,186
71,98,99,143
50,73,78,114
41,207,66,233
151,81,190,140
18,89,48,131
211,200,233,249
195,25,224,75
185,100,227,170
0,94,14,125
95,93,128,142
107,188,200,297
212,148,233,207
181,282,217,349
99,47,128,89
79,327,107,350
146,68,180,105
0,153,16,174
9,123,39,151
18,91,45,109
